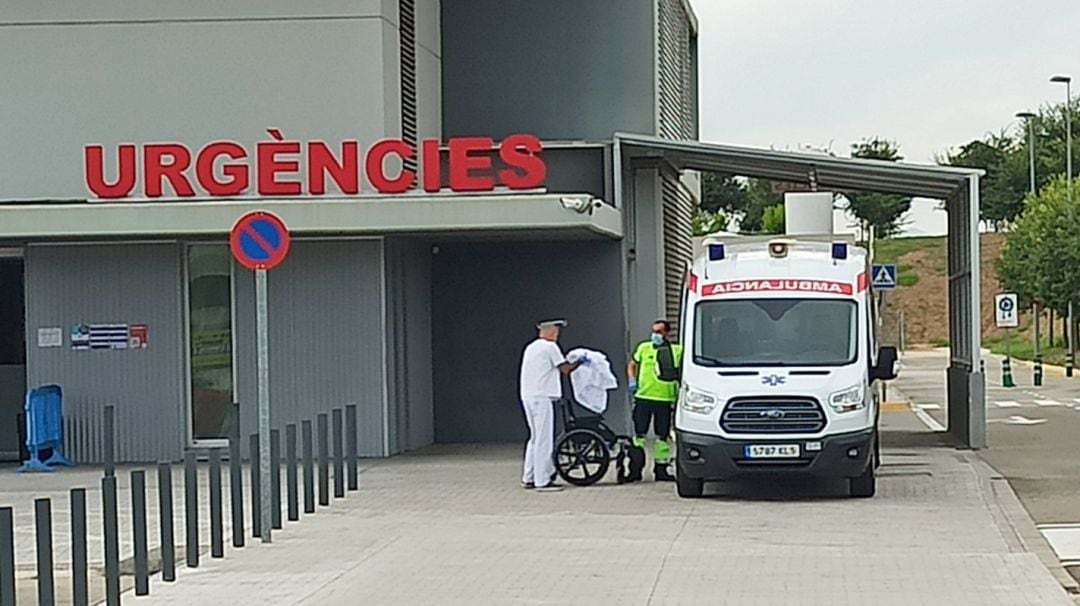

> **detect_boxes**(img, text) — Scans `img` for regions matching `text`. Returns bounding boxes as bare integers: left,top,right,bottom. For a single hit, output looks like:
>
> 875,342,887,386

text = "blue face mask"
651,333,665,346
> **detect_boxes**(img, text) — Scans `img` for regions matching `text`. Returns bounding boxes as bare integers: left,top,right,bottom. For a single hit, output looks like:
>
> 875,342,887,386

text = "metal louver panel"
662,169,694,334
399,0,418,176
657,0,693,140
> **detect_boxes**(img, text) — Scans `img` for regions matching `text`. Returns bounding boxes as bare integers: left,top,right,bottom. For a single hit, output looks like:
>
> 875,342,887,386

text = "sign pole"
255,268,272,543
230,211,289,545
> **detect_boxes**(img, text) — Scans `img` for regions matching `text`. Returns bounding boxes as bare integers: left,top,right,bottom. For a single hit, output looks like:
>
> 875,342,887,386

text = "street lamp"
1017,110,1042,383
1051,74,1074,376
1016,111,1037,195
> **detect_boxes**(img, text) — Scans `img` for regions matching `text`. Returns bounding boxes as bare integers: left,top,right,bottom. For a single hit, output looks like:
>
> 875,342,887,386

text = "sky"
694,0,1080,236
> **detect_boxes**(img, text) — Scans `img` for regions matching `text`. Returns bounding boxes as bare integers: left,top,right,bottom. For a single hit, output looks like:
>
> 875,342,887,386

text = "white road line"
914,408,946,432
1040,527,1080,562
916,404,942,410
1038,523,1080,530
994,401,1022,408
1034,399,1063,407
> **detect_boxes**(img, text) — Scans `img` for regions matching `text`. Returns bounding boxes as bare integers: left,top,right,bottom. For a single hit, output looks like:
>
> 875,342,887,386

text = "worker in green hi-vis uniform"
627,320,683,482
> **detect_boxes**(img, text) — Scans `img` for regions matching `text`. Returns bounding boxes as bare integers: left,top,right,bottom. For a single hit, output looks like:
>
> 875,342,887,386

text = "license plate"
743,444,800,458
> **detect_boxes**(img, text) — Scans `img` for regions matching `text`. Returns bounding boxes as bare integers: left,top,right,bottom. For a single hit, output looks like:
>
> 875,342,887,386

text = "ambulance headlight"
829,384,866,413
681,385,718,414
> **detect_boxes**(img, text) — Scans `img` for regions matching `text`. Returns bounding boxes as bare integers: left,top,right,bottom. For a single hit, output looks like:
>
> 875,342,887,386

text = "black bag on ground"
617,442,646,484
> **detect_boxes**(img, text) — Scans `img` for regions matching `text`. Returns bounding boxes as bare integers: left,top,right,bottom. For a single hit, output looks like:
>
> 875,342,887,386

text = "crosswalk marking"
994,401,1022,408
1034,399,1063,407
916,404,941,410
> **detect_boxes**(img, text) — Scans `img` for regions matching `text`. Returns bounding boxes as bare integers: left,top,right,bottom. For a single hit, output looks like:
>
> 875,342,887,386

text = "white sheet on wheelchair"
566,348,619,414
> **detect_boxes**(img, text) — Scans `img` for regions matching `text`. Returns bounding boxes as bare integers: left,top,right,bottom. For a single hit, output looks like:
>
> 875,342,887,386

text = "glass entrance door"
186,245,235,444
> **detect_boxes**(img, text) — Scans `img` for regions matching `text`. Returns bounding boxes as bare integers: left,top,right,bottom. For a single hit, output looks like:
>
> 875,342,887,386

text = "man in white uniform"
519,319,586,492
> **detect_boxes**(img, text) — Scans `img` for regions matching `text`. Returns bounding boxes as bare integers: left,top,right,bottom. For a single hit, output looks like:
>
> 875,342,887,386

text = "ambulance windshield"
693,298,858,367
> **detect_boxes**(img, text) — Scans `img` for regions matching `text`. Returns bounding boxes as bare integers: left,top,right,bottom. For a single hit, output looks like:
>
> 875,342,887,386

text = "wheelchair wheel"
555,428,611,486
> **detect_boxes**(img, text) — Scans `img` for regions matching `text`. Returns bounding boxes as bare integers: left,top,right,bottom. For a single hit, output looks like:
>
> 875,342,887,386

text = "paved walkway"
124,413,1073,605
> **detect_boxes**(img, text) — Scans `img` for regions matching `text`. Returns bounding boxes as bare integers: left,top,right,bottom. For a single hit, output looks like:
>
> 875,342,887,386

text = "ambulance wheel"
676,460,704,498
849,464,876,498
555,429,610,486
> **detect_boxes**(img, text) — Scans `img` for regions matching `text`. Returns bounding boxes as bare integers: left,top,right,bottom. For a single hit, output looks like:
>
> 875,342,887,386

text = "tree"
844,138,912,239
692,208,729,236
998,175,1080,315
697,172,783,234
761,204,785,234
700,172,747,215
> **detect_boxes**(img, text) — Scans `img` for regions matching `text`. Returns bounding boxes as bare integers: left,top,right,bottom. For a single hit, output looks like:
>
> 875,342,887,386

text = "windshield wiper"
694,355,726,367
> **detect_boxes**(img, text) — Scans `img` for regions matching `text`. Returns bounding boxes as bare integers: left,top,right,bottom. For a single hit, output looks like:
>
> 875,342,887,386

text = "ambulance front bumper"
676,428,874,481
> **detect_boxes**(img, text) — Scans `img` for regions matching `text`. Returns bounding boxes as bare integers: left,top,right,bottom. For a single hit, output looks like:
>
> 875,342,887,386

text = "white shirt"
519,338,567,400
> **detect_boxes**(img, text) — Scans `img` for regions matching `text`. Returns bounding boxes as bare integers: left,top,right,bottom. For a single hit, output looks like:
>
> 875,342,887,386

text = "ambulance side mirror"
872,346,899,381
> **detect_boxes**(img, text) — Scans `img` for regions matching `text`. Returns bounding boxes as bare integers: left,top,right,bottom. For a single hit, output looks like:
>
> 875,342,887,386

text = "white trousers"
521,398,555,485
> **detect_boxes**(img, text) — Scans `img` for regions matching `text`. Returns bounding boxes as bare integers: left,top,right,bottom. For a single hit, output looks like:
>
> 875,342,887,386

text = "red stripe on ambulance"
700,279,854,296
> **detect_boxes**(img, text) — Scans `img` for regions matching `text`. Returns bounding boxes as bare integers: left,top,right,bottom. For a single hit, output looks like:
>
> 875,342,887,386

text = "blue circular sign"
230,212,290,271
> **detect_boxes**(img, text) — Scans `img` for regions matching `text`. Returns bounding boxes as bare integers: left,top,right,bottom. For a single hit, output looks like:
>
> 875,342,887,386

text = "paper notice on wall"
129,324,148,349
37,327,62,348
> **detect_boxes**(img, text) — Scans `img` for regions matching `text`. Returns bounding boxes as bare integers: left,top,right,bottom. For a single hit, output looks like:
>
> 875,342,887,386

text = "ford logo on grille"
759,408,786,420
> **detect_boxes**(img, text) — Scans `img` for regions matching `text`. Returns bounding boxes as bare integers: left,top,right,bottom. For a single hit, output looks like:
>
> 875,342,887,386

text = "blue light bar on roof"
708,244,725,261
831,242,848,260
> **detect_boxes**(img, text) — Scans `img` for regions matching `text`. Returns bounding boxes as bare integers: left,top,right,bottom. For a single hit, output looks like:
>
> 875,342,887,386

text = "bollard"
230,436,245,548
318,413,330,507
250,434,262,537
131,470,149,595
1002,356,1016,388
1,507,14,606
158,462,176,582
271,429,282,530
101,474,121,605
210,448,224,558
185,451,200,568
346,404,358,491
286,424,299,522
1035,355,1044,387
333,409,345,499
71,488,89,605
1068,351,1075,378
103,404,116,478
302,420,315,514
35,498,55,606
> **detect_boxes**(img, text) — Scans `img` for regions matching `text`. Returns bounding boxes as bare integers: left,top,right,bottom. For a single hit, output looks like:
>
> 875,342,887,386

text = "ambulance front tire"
676,460,704,498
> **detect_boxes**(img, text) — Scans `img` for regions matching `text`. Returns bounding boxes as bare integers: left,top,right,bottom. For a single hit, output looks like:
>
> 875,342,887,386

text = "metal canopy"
613,132,988,449
614,132,982,200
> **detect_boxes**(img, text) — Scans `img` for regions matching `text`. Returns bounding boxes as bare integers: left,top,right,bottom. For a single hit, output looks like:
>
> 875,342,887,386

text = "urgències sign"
84,130,546,199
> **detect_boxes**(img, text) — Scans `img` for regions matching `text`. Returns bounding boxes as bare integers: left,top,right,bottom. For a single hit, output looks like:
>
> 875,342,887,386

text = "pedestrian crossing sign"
871,264,897,291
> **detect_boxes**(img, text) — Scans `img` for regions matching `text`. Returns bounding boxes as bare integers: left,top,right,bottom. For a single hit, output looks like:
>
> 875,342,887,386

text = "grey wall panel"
431,239,626,443
441,0,655,141
384,238,434,453
0,1,443,201
234,240,387,457
24,244,186,463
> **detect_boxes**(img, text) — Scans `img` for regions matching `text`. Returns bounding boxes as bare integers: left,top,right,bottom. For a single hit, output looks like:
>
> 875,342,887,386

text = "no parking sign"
995,293,1019,328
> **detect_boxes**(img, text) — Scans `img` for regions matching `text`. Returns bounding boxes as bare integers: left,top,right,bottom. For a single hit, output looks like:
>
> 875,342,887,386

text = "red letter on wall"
196,142,249,196
366,140,416,194
449,138,495,192
85,145,137,199
309,141,360,195
422,140,442,192
145,144,196,197
498,134,546,189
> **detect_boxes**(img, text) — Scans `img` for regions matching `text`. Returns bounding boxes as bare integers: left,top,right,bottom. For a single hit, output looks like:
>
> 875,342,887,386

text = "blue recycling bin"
17,385,76,473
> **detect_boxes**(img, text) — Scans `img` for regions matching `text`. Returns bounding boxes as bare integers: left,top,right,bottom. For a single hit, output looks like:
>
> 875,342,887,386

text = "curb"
966,452,1080,596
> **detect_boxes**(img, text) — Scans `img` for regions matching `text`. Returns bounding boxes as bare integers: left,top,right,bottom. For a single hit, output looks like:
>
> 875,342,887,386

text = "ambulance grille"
720,397,826,434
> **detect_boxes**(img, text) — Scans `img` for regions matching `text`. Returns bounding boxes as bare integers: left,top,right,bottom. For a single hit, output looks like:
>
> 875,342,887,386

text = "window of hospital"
187,245,234,441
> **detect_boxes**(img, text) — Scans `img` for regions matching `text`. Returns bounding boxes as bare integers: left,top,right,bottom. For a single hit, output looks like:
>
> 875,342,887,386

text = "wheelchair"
553,398,639,486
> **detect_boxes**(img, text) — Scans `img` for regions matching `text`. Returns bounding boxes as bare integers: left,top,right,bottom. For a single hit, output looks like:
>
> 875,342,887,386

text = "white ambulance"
674,235,898,498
